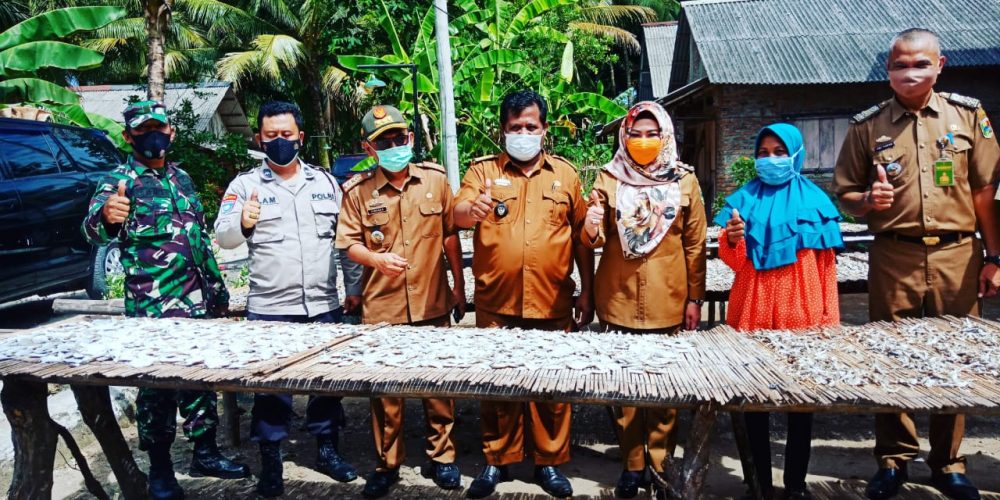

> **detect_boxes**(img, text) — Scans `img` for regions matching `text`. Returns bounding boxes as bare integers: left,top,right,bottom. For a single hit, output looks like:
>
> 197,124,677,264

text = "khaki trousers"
370,315,456,470
869,235,981,474
476,309,574,466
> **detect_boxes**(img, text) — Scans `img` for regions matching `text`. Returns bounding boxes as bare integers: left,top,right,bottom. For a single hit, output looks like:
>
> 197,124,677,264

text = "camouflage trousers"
136,388,218,450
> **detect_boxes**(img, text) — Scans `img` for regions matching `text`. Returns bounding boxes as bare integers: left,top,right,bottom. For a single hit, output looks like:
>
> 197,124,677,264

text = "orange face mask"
625,137,662,166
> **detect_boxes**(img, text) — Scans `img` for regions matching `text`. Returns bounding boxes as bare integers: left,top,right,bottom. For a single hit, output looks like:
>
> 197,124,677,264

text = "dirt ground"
4,294,1000,499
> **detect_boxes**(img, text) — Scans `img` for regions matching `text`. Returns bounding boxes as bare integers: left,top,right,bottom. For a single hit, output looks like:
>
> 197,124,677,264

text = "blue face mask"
755,148,802,185
377,144,414,172
262,137,301,167
131,130,172,159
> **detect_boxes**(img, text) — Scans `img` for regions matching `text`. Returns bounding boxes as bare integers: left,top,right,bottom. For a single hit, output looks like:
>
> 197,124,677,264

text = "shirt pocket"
419,201,444,238
489,188,518,225
670,195,690,235
947,133,973,181
251,207,284,244
128,197,174,239
362,211,392,251
542,190,570,226
312,199,339,238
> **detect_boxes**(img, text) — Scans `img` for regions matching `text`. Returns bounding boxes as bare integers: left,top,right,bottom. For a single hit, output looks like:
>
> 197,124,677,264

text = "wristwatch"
688,298,705,306
986,254,1000,267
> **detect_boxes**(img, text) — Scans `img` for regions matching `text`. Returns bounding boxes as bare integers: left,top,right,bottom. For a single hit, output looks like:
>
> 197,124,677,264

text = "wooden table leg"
221,392,241,447
71,385,148,499
1,380,57,500
731,411,764,500
655,404,719,499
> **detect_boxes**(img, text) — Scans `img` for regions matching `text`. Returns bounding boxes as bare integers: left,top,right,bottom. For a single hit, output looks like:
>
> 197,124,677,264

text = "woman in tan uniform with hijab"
582,101,707,498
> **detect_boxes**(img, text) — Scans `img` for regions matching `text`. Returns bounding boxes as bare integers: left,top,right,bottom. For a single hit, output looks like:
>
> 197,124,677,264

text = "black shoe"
865,466,907,500
422,461,462,490
534,465,573,498
148,467,184,500
781,485,812,500
148,443,184,500
467,465,511,499
316,436,358,482
189,432,250,479
930,472,980,500
615,470,645,498
362,468,400,498
257,441,284,498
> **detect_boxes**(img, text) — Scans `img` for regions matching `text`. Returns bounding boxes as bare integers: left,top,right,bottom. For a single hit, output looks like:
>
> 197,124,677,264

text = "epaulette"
851,100,890,124
470,154,498,165
675,161,696,172
942,92,981,110
415,161,445,173
341,171,372,192
546,154,577,169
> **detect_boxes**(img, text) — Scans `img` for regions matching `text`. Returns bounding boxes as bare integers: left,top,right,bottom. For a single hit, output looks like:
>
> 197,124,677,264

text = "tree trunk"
72,386,148,499
2,380,57,500
305,73,331,168
145,0,171,101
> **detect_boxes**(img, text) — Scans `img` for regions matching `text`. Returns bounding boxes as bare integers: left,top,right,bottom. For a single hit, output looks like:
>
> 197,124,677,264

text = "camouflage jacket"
82,157,229,318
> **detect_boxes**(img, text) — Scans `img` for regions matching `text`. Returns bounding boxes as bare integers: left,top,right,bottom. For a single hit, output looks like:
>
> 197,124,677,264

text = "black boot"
189,430,250,479
257,441,284,498
316,435,358,482
148,443,184,500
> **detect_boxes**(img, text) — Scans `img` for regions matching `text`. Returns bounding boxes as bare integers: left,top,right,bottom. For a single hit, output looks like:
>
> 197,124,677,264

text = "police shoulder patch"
851,101,889,124
942,92,981,110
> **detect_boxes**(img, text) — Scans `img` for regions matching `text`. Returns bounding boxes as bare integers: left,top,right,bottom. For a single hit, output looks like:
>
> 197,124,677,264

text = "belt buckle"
922,235,941,246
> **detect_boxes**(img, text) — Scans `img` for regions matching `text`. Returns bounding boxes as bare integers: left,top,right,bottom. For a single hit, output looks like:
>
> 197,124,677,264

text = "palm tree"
215,0,356,167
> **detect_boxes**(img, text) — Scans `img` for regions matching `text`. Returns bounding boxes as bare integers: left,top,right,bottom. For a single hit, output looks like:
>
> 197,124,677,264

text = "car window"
52,128,121,173
0,132,61,178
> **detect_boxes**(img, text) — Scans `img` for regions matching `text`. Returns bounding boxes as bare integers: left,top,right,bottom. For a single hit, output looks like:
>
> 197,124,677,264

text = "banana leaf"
0,78,79,105
0,6,126,51
0,40,105,75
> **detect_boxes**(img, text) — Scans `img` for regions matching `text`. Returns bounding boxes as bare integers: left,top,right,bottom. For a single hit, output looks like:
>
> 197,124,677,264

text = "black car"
0,117,123,303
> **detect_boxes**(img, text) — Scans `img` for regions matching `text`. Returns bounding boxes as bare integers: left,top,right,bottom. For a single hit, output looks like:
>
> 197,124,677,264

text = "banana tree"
0,6,128,147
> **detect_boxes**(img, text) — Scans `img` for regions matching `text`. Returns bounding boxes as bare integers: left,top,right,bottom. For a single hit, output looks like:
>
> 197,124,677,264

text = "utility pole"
434,0,460,191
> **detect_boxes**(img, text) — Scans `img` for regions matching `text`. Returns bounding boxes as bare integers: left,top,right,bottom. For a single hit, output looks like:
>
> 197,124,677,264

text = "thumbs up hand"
584,190,605,239
868,164,895,211
470,178,495,221
102,179,131,225
241,189,262,230
726,208,745,245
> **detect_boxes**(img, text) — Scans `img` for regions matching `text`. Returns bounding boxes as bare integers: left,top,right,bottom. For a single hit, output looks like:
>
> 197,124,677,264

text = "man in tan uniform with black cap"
335,104,466,498
835,28,1000,500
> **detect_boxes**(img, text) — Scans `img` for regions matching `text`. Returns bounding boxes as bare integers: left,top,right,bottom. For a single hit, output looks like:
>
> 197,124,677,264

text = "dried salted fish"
0,317,355,369
319,326,695,374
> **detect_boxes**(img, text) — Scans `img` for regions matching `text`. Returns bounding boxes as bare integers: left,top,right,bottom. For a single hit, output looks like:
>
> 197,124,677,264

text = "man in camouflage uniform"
82,101,249,500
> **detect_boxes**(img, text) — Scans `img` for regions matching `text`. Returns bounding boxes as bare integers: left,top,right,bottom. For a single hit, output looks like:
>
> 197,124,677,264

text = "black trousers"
745,411,813,490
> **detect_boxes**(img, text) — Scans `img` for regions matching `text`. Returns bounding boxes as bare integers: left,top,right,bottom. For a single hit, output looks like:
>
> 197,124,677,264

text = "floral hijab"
603,101,688,259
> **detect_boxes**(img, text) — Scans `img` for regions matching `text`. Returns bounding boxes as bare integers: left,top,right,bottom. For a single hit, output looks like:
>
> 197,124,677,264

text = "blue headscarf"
712,123,843,270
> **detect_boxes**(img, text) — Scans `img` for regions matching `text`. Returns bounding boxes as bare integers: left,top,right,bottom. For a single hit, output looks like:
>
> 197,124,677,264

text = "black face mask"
131,130,172,159
262,137,301,167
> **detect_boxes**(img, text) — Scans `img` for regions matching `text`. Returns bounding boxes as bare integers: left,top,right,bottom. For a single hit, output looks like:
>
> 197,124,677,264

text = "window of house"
789,116,850,172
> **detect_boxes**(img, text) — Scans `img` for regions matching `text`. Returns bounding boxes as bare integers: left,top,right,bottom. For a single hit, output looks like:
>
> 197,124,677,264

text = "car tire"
86,241,123,299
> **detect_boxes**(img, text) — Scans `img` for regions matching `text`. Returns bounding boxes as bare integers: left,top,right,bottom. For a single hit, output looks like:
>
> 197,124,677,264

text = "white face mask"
504,133,543,162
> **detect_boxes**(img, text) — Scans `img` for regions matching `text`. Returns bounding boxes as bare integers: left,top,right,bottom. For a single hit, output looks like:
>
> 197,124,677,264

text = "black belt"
879,231,975,246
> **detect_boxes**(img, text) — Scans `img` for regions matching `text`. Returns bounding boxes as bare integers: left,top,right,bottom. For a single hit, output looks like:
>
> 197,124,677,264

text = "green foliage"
167,97,256,225
728,155,757,186
551,129,612,194
0,6,126,144
104,271,125,300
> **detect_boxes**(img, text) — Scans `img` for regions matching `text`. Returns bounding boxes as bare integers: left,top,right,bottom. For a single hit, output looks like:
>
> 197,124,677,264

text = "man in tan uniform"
455,90,594,499
335,105,466,498
834,28,1000,500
